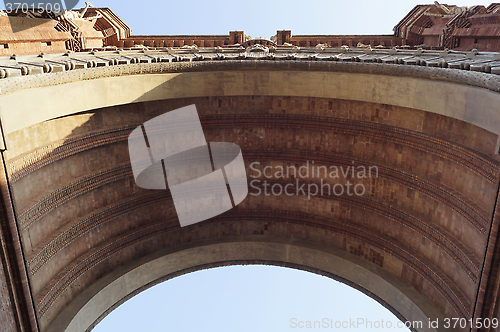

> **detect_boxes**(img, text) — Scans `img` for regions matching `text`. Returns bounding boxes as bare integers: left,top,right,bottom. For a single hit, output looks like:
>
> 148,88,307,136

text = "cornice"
0,46,499,94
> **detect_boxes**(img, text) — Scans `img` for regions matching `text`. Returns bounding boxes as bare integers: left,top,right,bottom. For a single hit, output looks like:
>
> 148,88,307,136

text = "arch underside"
1,66,500,332
66,242,437,332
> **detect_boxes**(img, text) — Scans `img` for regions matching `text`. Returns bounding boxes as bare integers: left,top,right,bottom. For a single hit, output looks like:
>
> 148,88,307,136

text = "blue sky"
94,0,488,38
13,0,486,330
92,265,412,332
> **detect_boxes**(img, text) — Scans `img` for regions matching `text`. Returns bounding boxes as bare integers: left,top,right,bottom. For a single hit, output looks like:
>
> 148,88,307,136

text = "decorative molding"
7,125,136,183
202,114,500,183
34,210,471,321
10,115,498,185
28,191,170,275
244,149,490,233
0,60,499,97
18,164,132,230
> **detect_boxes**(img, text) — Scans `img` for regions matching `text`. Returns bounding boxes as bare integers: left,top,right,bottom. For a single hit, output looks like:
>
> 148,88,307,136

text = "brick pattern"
4,95,500,331
201,115,498,207
33,209,471,323
3,4,500,59
0,16,70,56
243,149,489,246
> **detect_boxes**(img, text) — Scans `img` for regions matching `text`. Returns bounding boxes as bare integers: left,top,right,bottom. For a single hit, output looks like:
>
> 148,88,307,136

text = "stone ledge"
0,56,500,95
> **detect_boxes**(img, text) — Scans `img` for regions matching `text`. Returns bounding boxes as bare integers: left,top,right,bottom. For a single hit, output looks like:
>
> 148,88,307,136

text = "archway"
0,61,498,332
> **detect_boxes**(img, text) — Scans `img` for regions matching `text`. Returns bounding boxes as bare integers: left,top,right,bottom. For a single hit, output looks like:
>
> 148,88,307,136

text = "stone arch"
61,242,442,332
0,61,499,332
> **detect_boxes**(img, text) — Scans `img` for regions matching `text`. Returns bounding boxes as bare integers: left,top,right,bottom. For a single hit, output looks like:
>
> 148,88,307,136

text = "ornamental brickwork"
1,3,500,56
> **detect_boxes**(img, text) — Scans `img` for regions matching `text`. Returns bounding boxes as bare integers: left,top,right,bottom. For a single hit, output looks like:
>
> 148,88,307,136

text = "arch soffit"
0,69,499,146
60,242,445,332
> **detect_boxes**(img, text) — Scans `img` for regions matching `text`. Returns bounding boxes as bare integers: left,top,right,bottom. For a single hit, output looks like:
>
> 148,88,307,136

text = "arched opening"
60,242,440,332
91,264,413,332
0,62,498,332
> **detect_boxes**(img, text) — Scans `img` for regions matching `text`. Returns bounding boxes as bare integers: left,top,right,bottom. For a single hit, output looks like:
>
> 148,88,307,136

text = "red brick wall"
4,96,499,330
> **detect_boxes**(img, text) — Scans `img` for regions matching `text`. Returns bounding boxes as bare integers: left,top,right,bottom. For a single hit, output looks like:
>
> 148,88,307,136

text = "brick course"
2,95,499,331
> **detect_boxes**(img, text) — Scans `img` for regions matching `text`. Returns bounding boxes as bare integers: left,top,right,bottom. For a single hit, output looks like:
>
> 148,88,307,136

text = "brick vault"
1,3,500,332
